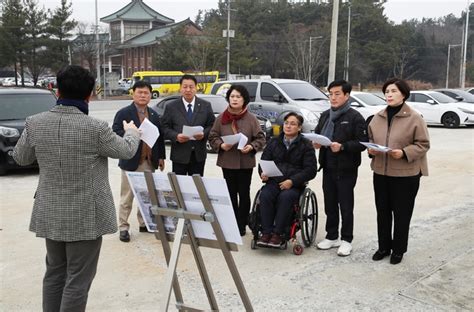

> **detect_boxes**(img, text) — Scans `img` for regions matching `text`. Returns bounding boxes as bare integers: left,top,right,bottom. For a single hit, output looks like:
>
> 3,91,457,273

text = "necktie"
186,104,193,122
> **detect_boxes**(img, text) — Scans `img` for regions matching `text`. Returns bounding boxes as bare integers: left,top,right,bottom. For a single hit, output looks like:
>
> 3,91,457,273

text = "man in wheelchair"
257,112,317,247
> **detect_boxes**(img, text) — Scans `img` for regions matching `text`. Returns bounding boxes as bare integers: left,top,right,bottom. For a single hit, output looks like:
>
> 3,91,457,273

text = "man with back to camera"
12,65,140,311
112,80,166,243
160,74,215,176
314,79,367,256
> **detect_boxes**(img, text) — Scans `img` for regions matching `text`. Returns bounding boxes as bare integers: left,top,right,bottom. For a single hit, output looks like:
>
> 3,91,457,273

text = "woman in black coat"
257,112,317,247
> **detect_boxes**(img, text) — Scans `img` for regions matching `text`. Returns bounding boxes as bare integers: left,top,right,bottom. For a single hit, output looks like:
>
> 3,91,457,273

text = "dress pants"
322,169,358,243
259,182,300,235
43,237,102,312
118,161,154,231
222,168,253,233
172,151,205,176
373,173,420,254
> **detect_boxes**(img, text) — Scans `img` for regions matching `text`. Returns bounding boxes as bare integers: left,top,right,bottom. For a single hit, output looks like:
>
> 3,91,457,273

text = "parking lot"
1,100,473,311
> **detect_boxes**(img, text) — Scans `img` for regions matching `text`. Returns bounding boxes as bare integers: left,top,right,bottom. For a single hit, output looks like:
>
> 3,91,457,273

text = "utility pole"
446,44,462,88
344,1,351,81
222,1,235,80
460,1,470,88
95,0,101,99
328,0,340,85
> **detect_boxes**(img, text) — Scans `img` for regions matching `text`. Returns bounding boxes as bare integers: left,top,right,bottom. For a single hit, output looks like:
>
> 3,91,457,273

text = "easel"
143,171,253,311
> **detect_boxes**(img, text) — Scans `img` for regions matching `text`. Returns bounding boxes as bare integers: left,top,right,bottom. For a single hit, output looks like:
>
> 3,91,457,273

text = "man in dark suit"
112,80,166,242
13,65,140,311
160,74,215,176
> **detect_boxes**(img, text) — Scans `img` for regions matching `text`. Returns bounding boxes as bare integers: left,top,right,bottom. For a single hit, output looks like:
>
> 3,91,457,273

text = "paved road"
1,101,473,311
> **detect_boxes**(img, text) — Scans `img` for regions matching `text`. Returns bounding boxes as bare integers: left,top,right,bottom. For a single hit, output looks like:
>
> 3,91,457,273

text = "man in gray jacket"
13,65,140,311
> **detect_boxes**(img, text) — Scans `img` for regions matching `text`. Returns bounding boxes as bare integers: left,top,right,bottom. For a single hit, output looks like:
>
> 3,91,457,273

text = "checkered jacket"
13,105,140,242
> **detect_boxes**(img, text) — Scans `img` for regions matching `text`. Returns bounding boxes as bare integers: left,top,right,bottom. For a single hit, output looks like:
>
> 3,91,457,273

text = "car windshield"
277,82,328,101
0,93,56,120
447,90,474,103
354,93,387,106
205,96,228,113
428,92,458,104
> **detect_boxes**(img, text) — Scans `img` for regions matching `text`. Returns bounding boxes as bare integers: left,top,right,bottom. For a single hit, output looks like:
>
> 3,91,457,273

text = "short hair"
132,80,152,93
180,74,197,85
284,111,304,126
327,79,352,94
56,65,95,100
382,77,411,101
225,84,250,107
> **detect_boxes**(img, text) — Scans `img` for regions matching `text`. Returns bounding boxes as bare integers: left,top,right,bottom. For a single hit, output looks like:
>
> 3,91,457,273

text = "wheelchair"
248,187,318,255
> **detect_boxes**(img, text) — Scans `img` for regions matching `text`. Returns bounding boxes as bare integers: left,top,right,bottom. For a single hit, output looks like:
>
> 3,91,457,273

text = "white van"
211,78,329,135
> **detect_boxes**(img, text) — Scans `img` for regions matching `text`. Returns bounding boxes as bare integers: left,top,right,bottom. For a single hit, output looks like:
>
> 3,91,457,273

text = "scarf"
56,98,89,115
221,106,248,134
320,100,351,140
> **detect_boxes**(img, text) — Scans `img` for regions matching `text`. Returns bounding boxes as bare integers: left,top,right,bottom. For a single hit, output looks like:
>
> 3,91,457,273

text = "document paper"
259,160,283,177
221,133,248,150
360,142,392,152
302,133,332,146
138,118,160,148
182,125,204,140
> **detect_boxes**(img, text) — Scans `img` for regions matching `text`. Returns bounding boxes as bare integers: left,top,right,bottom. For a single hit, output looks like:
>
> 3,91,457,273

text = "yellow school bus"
130,71,220,98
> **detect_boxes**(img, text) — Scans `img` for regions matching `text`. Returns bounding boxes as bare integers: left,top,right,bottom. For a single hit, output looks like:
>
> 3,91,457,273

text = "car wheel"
152,91,159,99
441,112,460,128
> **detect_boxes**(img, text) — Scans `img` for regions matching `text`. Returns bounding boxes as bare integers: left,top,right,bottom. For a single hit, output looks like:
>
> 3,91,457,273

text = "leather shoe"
119,230,130,242
390,253,403,264
139,226,149,233
372,250,391,261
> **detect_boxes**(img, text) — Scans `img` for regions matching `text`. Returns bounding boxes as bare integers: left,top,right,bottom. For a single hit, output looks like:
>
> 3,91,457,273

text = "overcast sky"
40,0,471,29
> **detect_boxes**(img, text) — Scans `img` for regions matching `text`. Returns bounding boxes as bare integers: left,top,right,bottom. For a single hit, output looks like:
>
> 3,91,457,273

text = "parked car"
435,88,474,104
348,91,386,123
152,94,273,152
406,91,474,128
466,88,474,95
210,78,330,135
118,78,132,95
0,87,57,175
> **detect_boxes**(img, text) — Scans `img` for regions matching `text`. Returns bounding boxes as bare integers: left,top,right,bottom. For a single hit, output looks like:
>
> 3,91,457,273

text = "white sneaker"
337,240,352,256
316,239,341,250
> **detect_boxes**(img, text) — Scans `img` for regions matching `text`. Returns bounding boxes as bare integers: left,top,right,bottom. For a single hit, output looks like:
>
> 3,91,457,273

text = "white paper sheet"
302,133,332,146
360,142,392,152
221,133,248,150
259,160,283,177
182,125,204,140
138,118,160,148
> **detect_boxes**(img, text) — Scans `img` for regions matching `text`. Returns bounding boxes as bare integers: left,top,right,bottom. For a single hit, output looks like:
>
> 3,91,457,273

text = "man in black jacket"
314,80,367,256
112,80,166,242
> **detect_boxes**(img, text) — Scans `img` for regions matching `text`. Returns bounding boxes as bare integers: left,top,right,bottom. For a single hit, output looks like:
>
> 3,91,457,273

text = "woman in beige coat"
367,78,430,265
209,84,266,236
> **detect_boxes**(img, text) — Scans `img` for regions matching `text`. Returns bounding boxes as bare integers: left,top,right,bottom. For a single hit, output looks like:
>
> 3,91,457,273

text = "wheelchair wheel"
299,188,318,247
293,244,304,255
248,189,261,234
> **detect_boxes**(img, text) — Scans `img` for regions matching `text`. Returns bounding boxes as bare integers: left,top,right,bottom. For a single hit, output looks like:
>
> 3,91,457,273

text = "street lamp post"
446,44,462,88
308,36,323,83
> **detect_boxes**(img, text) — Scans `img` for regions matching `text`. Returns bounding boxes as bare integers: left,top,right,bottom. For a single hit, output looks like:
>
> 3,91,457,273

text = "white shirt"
182,97,196,112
